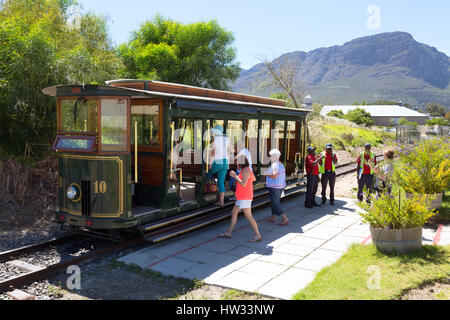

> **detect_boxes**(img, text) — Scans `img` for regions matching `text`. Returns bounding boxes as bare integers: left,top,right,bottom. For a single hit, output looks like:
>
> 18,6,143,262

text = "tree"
424,102,446,117
118,15,240,90
327,110,345,119
345,108,374,126
0,0,121,154
258,54,306,108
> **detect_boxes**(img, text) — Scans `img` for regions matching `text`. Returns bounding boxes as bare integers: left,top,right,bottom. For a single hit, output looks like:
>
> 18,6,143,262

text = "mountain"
233,32,450,108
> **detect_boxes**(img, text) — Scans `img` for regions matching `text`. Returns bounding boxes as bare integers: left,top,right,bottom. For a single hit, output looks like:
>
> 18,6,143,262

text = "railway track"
0,234,144,295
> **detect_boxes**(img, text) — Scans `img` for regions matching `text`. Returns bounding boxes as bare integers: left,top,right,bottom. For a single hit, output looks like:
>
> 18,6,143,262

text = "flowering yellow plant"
359,192,436,229
394,138,450,194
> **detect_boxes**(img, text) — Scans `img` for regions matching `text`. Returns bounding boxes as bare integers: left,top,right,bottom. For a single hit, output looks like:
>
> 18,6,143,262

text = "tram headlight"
66,186,78,200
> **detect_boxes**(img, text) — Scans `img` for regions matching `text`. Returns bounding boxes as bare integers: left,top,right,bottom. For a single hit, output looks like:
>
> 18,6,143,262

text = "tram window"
101,99,128,152
286,121,297,161
274,121,285,158
260,120,271,166
227,120,245,157
246,119,258,167
131,104,161,149
60,98,97,133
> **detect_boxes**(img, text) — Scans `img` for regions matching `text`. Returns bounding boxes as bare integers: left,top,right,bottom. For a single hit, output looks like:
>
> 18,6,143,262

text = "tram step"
143,184,305,243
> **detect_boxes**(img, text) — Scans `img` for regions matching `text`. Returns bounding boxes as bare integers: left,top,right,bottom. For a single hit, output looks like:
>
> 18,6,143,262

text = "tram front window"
60,98,97,133
101,99,128,152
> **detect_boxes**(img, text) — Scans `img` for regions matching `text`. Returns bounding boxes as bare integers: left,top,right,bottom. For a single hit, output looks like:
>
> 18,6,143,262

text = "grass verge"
293,244,450,300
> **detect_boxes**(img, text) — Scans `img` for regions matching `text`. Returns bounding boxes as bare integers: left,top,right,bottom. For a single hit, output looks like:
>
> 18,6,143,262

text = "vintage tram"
43,80,310,239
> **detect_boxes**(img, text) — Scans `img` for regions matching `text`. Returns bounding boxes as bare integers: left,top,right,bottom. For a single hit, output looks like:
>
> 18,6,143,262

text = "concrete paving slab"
307,248,345,262
287,235,329,248
257,278,305,300
239,260,289,278
272,243,316,257
150,257,199,277
257,251,303,266
276,267,317,285
293,256,334,272
215,270,273,293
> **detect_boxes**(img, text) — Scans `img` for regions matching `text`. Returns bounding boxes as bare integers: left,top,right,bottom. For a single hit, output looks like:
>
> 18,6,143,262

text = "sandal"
265,218,278,223
249,235,262,242
278,221,290,226
219,232,232,239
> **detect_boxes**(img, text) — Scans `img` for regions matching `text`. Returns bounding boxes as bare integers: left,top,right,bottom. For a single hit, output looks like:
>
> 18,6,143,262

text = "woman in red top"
220,150,261,242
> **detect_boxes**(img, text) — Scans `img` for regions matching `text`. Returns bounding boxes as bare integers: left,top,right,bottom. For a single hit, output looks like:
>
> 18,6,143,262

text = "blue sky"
78,0,450,69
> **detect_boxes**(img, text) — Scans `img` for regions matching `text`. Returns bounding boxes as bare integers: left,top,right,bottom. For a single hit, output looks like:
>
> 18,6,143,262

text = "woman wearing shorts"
220,149,261,242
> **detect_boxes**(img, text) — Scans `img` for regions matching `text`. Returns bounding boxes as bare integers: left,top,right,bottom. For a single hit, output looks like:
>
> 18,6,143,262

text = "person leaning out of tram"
220,149,261,242
318,143,338,205
305,146,324,208
263,149,289,226
207,125,233,207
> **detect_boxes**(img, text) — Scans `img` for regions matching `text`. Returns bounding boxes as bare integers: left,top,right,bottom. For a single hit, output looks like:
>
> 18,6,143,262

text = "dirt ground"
401,281,450,300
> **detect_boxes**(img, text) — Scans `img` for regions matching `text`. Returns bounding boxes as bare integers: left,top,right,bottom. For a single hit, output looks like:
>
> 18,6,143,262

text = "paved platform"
119,196,449,300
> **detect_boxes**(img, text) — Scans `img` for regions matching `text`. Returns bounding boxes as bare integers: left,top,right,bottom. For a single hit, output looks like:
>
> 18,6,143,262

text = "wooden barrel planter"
370,226,422,254
406,192,443,210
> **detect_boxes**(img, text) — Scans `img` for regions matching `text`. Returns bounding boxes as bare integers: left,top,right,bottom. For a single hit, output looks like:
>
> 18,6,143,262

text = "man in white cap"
263,149,289,226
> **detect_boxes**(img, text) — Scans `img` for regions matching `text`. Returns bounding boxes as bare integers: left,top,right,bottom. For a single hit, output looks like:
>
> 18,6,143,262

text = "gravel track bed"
0,234,115,300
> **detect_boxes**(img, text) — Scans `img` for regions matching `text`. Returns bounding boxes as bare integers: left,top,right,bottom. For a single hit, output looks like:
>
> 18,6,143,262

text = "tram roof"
43,81,311,116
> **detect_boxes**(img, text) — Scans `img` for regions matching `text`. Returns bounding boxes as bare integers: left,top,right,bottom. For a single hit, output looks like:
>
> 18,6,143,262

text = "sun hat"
269,149,281,158
211,125,224,136
236,148,252,168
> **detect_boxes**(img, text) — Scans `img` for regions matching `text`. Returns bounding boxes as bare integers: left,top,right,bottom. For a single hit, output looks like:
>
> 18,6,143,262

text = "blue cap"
211,125,224,136
365,143,371,148
307,146,316,152
326,143,333,149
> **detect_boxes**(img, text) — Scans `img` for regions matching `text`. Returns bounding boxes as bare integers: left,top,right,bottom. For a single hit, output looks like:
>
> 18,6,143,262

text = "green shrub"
345,108,374,126
327,110,345,119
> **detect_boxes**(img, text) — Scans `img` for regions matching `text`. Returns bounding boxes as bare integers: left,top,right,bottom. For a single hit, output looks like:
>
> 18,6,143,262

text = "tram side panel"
57,154,134,229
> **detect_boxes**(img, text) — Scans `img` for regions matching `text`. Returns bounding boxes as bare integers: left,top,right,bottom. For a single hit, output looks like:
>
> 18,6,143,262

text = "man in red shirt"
305,147,324,208
320,143,338,205
356,143,377,202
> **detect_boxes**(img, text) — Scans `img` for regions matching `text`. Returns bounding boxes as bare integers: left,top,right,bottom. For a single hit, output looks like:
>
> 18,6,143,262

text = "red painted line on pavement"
433,225,444,246
361,235,371,245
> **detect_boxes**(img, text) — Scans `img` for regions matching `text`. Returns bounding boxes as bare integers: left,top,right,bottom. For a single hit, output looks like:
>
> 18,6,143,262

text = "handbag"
204,178,218,194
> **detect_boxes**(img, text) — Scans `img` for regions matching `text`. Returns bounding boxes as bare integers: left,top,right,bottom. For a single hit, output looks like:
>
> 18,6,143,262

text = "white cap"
269,149,281,158
236,148,253,168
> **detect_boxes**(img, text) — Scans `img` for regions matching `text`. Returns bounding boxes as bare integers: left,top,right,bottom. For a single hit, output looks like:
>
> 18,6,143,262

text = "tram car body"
43,80,310,232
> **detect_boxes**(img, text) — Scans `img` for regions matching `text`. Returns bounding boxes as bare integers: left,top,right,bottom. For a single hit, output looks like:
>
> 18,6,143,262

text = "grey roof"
321,105,429,118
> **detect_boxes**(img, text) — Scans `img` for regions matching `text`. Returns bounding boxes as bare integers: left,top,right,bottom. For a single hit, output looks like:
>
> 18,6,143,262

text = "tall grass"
308,117,395,151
